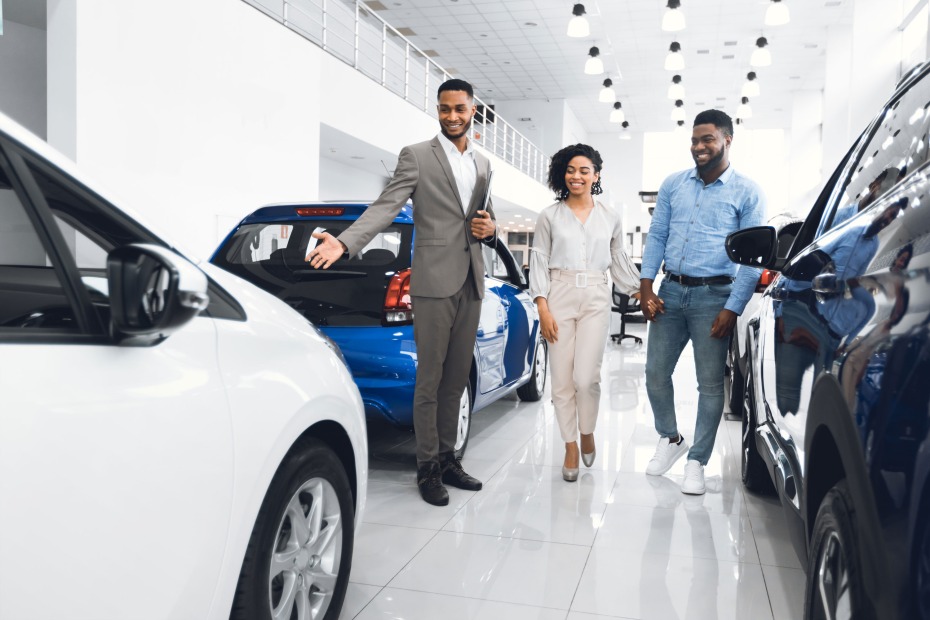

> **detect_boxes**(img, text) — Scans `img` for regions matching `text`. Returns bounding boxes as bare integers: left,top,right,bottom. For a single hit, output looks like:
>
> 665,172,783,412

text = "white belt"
550,269,608,288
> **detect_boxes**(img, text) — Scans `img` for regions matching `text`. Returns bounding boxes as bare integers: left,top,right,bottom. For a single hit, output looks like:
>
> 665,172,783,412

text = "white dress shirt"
529,200,641,300
437,132,477,213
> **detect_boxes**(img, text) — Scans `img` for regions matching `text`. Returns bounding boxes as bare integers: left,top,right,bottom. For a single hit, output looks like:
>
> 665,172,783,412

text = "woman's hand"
539,310,559,343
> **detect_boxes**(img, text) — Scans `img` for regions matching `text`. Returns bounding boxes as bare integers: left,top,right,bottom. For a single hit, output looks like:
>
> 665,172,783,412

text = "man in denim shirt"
639,109,765,494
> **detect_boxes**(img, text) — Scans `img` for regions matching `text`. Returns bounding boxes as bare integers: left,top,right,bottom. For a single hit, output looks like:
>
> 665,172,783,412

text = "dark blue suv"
727,62,930,620
212,202,547,457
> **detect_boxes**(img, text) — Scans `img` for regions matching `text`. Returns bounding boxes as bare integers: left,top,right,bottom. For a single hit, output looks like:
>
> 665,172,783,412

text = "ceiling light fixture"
742,71,760,97
599,78,617,103
585,46,604,75
765,0,790,26
668,74,685,99
610,102,625,123
619,120,632,140
751,37,772,67
662,0,686,32
665,42,685,71
567,4,590,38
737,96,753,119
671,99,686,121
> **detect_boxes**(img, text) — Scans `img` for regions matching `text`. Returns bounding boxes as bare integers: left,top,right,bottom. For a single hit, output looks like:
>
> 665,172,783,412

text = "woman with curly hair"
529,143,645,481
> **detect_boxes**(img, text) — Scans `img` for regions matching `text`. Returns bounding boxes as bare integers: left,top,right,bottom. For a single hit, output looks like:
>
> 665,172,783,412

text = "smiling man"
308,79,497,506
638,109,766,495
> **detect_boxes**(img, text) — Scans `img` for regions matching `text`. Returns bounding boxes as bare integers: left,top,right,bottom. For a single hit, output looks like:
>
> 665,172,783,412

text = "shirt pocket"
714,200,740,230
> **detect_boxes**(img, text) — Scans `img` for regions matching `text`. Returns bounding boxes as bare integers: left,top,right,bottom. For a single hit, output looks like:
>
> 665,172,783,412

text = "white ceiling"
365,0,854,135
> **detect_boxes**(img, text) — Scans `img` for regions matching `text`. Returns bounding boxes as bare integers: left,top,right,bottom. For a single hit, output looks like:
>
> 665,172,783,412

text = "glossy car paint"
736,63,930,619
212,203,542,427
0,112,367,619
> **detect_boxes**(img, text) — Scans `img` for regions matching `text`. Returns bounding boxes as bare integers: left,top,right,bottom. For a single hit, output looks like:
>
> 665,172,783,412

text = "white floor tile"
338,583,381,619
762,565,806,620
353,588,568,620
350,523,437,586
594,502,759,564
388,530,590,609
572,549,773,620
750,515,804,569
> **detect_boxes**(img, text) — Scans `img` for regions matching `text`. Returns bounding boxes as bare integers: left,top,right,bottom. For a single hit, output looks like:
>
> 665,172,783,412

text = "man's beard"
695,149,724,172
441,118,472,140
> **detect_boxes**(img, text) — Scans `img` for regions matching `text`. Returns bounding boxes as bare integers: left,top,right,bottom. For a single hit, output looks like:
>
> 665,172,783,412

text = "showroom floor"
338,322,805,620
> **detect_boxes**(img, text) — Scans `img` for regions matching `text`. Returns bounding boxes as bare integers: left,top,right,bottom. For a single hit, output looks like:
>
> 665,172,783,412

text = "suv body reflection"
728,63,930,619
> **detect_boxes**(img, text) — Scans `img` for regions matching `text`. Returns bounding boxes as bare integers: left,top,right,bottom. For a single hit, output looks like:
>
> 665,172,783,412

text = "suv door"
0,141,234,618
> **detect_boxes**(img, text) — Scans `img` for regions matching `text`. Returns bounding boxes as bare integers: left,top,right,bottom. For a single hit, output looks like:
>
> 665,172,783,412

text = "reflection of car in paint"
212,202,548,456
726,62,930,620
0,112,367,620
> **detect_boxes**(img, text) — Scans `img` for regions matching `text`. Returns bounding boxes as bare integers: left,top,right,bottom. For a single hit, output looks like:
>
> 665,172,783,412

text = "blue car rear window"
213,220,412,326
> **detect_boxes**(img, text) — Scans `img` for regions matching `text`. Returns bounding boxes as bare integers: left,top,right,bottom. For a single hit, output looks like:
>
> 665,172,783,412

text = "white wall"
50,0,324,259
319,157,388,201
0,19,46,139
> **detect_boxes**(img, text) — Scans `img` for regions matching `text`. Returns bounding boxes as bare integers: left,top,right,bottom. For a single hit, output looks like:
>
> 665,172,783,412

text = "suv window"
214,220,413,326
820,78,930,234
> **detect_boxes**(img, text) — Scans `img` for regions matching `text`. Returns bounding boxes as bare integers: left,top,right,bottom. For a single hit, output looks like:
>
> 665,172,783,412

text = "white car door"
0,149,234,619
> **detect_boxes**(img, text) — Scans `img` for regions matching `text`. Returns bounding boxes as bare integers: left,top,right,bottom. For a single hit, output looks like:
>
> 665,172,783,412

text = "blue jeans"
645,280,731,465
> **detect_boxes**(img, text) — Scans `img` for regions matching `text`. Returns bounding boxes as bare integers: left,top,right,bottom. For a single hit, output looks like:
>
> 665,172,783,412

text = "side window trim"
0,140,105,337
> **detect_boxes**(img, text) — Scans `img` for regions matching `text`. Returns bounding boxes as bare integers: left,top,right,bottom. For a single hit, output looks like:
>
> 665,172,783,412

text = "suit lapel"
430,136,465,212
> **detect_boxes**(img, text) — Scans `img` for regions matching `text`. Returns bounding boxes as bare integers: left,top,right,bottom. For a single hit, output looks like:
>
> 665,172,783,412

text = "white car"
0,111,367,620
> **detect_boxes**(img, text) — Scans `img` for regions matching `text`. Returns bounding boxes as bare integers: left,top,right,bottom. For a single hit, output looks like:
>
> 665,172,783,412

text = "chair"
610,285,643,345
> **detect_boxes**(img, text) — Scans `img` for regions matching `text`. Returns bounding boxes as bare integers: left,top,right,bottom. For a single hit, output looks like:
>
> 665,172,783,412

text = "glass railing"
244,0,548,183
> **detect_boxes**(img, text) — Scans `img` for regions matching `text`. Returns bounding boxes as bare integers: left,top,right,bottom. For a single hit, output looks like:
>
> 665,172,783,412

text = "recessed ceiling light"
790,75,801,79
350,155,364,160
524,22,537,26
697,49,710,54
723,41,737,46
804,43,818,49
722,54,734,59
480,33,488,37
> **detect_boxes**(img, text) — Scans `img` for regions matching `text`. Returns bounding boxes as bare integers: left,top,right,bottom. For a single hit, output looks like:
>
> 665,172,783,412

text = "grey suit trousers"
411,272,482,465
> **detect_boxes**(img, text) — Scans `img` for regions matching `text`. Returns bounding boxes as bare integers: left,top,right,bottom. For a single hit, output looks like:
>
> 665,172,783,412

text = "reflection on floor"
340,322,804,620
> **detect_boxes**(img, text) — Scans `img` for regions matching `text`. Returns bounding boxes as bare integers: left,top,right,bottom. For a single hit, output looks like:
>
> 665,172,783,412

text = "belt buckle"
575,273,588,288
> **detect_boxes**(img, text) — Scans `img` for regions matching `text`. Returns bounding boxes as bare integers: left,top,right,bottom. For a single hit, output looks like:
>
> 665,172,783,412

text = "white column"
787,90,824,218
47,0,76,159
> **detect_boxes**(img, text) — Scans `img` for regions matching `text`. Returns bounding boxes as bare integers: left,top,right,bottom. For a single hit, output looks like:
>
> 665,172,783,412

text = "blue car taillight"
383,268,413,325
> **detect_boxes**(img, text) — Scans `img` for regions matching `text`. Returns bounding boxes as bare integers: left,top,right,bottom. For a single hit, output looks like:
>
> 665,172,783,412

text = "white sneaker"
645,436,689,476
681,460,706,495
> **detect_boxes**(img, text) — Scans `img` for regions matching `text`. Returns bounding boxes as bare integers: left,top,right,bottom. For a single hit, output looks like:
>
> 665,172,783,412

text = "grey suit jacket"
337,136,496,299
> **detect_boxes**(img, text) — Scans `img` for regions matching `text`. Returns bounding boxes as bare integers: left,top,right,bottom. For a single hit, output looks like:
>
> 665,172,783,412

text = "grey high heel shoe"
581,434,596,467
582,447,596,468
562,466,579,482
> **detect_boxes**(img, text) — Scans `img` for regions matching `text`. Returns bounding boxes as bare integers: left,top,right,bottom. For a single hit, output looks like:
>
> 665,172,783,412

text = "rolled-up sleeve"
528,210,552,300
609,215,640,295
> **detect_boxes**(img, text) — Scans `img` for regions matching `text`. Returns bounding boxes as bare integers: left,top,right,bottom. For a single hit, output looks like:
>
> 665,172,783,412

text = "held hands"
471,210,495,239
305,232,346,269
639,288,666,322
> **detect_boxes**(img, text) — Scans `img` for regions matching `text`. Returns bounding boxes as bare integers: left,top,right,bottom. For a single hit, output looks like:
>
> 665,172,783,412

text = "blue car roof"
239,202,414,225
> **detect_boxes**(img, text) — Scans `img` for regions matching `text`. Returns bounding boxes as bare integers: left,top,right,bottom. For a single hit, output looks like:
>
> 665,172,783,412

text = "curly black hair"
547,143,604,200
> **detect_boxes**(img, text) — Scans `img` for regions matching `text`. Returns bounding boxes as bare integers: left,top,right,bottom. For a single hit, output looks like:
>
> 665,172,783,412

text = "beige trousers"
547,270,612,443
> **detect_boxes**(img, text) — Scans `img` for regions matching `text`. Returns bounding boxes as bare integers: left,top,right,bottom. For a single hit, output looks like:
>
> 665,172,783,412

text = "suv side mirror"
725,226,777,269
107,244,209,344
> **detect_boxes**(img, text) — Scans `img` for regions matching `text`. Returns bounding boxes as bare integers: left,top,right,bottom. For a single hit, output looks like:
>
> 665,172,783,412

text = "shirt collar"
688,164,734,186
437,132,474,159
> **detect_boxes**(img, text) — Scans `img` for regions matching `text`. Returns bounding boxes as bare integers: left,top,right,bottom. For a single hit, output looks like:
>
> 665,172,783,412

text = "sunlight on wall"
642,128,789,222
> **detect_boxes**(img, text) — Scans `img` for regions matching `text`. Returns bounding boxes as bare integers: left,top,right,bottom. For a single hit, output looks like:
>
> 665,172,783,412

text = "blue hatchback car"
212,202,548,455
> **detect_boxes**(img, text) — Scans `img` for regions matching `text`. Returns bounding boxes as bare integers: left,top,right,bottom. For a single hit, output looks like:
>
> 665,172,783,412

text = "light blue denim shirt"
641,165,766,315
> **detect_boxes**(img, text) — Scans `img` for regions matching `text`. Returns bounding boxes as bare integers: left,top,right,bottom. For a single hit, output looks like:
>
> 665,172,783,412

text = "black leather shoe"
440,454,483,491
417,462,449,506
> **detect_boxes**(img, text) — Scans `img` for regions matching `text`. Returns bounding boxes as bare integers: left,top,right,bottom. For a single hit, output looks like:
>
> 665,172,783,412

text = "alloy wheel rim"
534,342,547,391
455,387,470,451
814,530,852,620
268,478,343,620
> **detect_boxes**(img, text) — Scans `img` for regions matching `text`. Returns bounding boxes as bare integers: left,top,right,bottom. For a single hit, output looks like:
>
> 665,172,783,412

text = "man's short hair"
693,109,734,137
438,79,474,100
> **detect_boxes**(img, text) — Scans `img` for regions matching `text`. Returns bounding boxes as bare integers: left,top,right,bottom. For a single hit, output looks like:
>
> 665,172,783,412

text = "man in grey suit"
308,79,497,506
